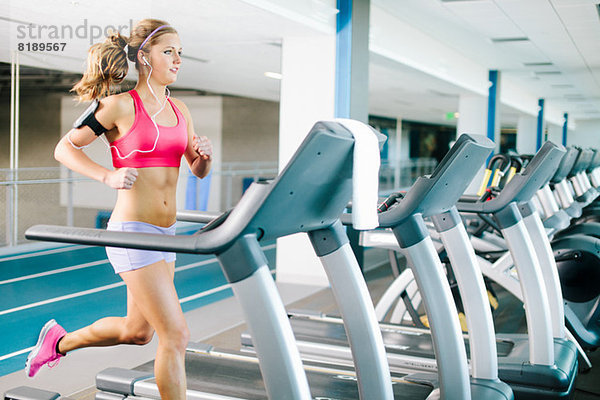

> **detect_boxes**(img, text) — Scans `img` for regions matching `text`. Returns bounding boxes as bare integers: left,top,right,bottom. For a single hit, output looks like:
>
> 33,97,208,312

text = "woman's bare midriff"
110,166,180,227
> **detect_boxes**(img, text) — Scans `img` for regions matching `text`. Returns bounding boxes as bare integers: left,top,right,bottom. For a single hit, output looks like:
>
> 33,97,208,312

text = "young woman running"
25,19,212,399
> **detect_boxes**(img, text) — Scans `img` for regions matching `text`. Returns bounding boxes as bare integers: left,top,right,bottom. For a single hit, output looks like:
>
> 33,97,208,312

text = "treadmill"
238,133,515,400
534,147,600,356
566,148,598,206
274,142,577,399
588,149,600,189
547,147,584,220
26,120,443,400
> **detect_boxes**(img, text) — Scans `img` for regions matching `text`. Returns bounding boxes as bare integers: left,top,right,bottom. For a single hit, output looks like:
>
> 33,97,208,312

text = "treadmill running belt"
136,351,433,400
290,317,514,358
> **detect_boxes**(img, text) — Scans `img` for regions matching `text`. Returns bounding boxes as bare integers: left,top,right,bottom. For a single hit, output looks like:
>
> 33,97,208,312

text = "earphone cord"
100,62,169,159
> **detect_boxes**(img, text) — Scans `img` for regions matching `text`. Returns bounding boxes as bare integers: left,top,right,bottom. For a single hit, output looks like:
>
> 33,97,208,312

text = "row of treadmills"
7,120,599,399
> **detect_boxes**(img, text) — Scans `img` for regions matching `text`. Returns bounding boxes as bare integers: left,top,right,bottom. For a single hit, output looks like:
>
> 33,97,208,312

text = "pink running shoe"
25,319,66,378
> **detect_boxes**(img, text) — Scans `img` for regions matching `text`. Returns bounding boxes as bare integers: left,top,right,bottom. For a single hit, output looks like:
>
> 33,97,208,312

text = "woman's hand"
193,135,213,161
103,167,138,190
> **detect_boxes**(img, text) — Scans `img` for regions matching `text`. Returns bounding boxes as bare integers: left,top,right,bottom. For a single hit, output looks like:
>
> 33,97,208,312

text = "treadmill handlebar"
551,147,579,184
588,149,600,171
25,224,215,254
340,213,353,226
570,149,594,176
458,194,480,203
457,141,566,214
176,210,222,224
25,181,276,254
377,133,494,228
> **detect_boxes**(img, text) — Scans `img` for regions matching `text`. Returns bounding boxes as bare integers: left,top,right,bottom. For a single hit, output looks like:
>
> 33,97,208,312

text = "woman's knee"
122,325,155,345
161,322,190,352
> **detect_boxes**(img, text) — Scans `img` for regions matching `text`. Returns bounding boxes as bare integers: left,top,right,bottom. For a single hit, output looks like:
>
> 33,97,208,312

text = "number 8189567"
17,42,67,51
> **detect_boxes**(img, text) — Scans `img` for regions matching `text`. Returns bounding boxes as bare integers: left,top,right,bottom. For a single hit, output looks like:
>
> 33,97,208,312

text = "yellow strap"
491,169,504,187
422,313,469,332
505,167,517,184
487,290,499,310
477,169,492,197
458,312,468,332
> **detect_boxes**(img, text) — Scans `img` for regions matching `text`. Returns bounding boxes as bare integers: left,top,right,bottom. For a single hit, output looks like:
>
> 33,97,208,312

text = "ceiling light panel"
490,37,529,43
523,62,554,66
551,84,574,88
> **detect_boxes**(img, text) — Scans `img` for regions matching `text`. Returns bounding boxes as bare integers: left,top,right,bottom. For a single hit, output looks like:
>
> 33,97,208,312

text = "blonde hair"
72,19,178,101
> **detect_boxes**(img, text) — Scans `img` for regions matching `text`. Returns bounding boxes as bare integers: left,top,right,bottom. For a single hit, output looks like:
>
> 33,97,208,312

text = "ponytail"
71,31,129,101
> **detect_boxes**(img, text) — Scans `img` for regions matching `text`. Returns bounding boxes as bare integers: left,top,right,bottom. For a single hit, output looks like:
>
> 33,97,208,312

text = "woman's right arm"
54,96,138,190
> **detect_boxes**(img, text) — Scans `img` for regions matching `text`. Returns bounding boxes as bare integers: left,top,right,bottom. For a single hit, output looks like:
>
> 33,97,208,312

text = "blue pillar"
336,0,370,268
185,170,197,209
536,98,545,151
185,170,212,211
487,70,499,144
336,0,352,119
335,0,369,122
562,113,568,146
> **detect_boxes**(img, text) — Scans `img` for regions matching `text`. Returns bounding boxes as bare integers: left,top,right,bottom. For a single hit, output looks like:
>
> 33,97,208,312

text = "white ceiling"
372,0,600,125
1,0,599,128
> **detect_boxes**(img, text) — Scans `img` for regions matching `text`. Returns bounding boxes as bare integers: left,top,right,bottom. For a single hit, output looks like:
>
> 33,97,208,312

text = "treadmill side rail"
317,241,394,400
229,263,311,400
497,208,554,366
433,208,500,381
520,208,566,340
395,220,471,400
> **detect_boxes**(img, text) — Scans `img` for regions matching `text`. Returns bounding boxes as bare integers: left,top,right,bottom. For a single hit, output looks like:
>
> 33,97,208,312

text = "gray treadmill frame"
26,121,388,400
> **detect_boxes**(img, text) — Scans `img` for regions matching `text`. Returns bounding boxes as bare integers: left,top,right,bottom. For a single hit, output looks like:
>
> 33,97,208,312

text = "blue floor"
0,224,276,377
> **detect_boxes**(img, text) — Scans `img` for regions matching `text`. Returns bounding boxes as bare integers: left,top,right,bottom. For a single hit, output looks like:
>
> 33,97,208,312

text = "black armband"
73,99,108,136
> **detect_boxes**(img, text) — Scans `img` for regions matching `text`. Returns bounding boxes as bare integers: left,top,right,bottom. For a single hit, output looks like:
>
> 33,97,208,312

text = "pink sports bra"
110,90,188,168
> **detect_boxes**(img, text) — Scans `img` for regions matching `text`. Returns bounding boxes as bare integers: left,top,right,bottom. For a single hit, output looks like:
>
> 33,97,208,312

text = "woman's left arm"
175,98,213,178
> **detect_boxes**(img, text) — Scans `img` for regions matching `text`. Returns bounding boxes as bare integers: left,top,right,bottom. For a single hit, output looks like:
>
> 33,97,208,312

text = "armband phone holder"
73,99,108,136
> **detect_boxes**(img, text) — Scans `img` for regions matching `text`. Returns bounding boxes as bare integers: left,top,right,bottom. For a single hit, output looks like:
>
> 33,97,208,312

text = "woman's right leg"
60,260,188,399
27,276,156,378
58,244,178,353
57,287,155,353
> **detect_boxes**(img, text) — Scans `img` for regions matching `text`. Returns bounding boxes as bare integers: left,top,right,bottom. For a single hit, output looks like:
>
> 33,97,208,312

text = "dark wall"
221,96,279,163
0,91,62,168
406,120,456,162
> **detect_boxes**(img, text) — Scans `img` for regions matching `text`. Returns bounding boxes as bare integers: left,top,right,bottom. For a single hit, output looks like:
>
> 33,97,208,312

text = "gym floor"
1,246,599,398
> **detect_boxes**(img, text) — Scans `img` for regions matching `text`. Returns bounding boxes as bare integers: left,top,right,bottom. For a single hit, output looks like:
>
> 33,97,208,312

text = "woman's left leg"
120,260,189,400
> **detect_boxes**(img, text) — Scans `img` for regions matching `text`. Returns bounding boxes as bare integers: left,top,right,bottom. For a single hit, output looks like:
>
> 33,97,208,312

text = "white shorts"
105,221,176,274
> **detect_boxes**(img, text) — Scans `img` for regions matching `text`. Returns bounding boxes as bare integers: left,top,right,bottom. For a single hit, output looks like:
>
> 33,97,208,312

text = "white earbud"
142,55,150,66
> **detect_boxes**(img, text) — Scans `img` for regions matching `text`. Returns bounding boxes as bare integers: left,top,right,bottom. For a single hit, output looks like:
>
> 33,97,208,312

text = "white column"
276,34,336,286
397,118,409,159
569,119,600,147
457,94,487,137
458,94,488,194
516,115,537,154
546,123,562,146
393,118,406,188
